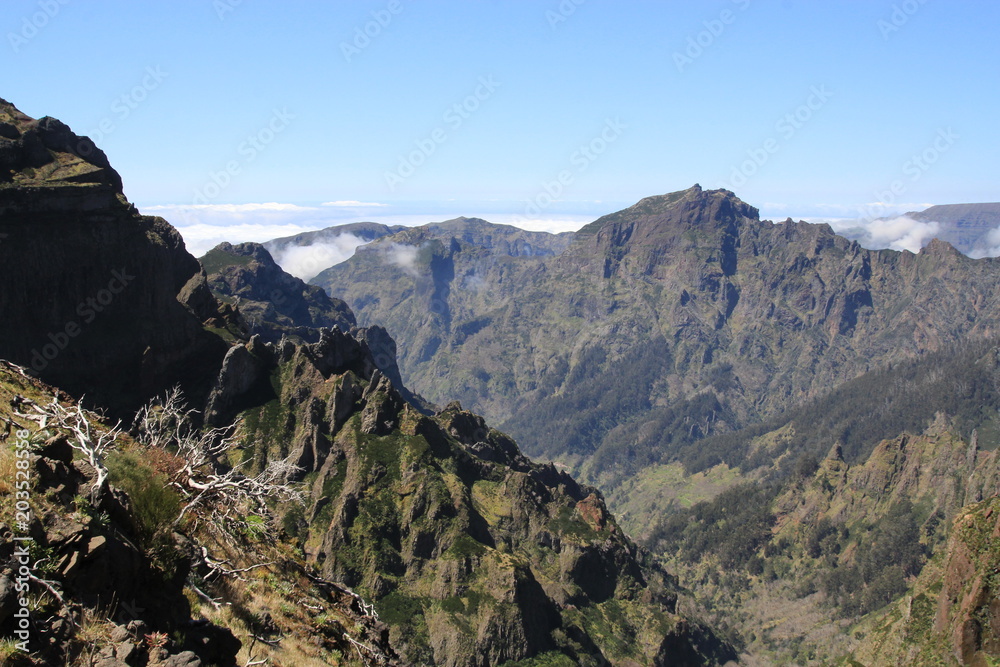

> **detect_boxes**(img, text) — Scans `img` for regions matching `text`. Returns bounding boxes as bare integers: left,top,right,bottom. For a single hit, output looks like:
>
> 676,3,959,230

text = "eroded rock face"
934,500,1000,665
201,241,356,343
216,325,734,666
314,185,1000,484
0,98,232,416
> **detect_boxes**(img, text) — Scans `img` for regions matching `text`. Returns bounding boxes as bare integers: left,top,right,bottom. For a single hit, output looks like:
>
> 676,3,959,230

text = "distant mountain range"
302,186,1000,486
266,185,1000,663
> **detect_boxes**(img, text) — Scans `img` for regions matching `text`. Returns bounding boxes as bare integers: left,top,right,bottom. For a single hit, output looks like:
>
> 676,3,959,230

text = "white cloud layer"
168,222,327,257
146,201,595,260
970,226,1000,259
824,215,942,253
269,234,369,280
321,200,387,207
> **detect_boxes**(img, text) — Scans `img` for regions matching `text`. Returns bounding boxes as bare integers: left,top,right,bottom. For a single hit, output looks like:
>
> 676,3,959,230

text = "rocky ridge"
311,185,1000,487
201,241,356,343
210,328,735,665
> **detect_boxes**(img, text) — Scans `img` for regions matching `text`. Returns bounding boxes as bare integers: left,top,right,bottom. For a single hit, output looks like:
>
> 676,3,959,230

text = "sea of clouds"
147,200,1000,285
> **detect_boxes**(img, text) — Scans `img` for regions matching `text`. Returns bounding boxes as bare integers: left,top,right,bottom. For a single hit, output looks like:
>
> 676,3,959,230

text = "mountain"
310,185,1000,487
201,241,356,343
910,202,1000,256
264,220,406,252
0,98,731,666
0,97,236,417
300,186,1000,662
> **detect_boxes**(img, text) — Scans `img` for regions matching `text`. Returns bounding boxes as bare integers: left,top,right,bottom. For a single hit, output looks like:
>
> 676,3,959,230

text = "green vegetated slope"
635,339,1000,665
0,360,406,667
605,336,1000,664
224,329,735,666
312,185,1000,492
644,416,1000,664
850,494,1000,665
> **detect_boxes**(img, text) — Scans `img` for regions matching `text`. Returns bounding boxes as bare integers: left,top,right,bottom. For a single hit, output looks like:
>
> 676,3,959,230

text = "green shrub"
107,450,182,544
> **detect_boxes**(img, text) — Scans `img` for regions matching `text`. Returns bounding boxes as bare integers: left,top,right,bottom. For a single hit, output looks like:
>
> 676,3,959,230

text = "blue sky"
4,0,998,253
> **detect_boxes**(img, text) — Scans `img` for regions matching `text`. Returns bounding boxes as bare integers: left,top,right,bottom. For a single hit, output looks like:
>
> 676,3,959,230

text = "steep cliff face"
220,330,735,666
931,497,1000,665
850,494,1000,666
313,185,1000,486
0,99,233,416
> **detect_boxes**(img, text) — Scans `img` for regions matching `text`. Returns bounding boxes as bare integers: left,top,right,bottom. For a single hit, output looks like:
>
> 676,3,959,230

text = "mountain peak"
571,187,760,280
0,98,123,193
579,185,758,239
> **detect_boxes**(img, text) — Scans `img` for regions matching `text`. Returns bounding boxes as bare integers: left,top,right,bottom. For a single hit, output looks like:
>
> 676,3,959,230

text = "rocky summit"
201,241,357,343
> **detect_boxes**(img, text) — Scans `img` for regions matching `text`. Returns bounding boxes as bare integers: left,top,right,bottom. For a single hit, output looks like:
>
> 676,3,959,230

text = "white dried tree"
14,396,121,502
132,387,302,526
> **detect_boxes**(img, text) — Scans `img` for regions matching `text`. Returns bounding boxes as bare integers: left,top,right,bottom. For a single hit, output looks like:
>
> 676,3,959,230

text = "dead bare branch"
14,395,122,501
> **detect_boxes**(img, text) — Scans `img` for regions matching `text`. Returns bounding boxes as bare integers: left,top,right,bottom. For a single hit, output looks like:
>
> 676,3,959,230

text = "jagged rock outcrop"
201,241,356,343
0,98,235,417
212,324,734,666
